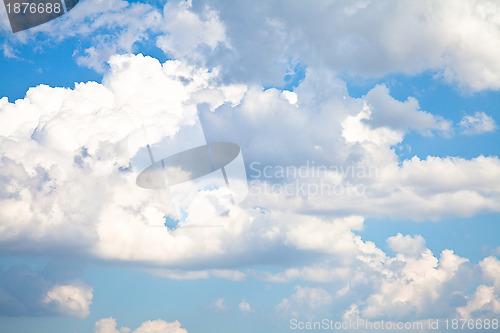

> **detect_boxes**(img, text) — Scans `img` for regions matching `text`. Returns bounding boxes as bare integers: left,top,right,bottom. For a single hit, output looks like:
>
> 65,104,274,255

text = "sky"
0,0,499,332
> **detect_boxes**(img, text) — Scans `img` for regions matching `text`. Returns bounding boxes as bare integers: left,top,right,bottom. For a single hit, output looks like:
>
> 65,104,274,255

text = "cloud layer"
1,0,499,326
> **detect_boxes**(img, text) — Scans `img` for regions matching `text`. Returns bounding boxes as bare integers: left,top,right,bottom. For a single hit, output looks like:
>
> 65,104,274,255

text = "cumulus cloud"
1,0,500,328
480,256,500,289
273,235,491,322
363,84,452,135
134,320,188,333
277,286,333,317
361,249,469,320
44,284,93,318
173,0,500,91
0,264,92,318
457,285,500,319
207,298,228,312
94,317,187,333
238,299,252,312
1,52,499,273
156,0,228,63
459,111,497,135
94,317,124,333
1,0,229,72
4,0,500,91
0,53,250,265
387,233,427,257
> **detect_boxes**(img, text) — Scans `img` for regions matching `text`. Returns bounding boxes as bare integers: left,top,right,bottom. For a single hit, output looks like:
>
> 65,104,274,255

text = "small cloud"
459,111,497,135
277,286,333,312
134,319,187,333
238,299,252,312
386,233,426,257
44,284,93,319
94,317,126,333
94,317,187,333
281,90,298,105
2,42,19,59
211,269,246,281
457,285,500,319
206,298,228,312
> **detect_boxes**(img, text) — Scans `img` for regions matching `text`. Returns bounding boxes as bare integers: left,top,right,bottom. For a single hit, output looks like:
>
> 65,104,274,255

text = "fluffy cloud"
44,284,93,318
1,52,499,271
0,264,92,318
2,0,500,328
94,317,124,333
386,233,427,257
457,285,500,319
207,298,228,312
459,111,497,135
5,0,500,91
277,286,333,314
0,53,249,265
238,299,252,312
1,0,226,72
361,248,469,320
134,320,188,333
363,84,452,135
156,0,227,63
273,234,492,322
180,0,500,91
94,317,187,333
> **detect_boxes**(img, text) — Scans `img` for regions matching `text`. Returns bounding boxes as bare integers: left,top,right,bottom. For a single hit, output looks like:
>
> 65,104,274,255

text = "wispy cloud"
459,111,497,135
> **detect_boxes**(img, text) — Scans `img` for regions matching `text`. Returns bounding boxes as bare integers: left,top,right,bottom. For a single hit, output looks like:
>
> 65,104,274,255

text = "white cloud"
480,256,500,289
285,215,364,255
1,53,500,274
2,0,227,72
94,317,125,333
341,103,405,146
207,298,227,312
211,269,246,281
364,84,452,135
94,317,187,333
238,299,252,312
44,284,93,318
173,0,500,91
457,285,500,319
361,248,469,320
1,0,500,328
459,111,497,135
0,264,93,318
4,0,500,92
277,286,333,312
134,320,187,333
387,233,426,257
156,0,228,63
147,268,245,281
275,238,476,320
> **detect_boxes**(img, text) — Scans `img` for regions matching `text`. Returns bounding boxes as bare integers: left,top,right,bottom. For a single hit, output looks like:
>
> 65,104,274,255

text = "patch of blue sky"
83,265,293,333
0,316,84,333
0,254,52,271
283,61,306,91
0,38,101,101
263,59,307,92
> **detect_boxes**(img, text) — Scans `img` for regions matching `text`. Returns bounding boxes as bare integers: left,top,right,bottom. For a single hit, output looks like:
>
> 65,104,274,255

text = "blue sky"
1,1,500,332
